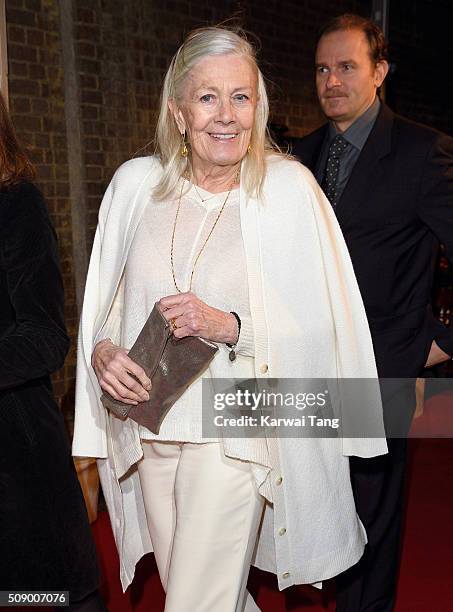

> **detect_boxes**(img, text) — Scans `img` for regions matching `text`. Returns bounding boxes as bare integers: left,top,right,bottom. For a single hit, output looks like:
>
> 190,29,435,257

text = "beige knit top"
122,179,255,442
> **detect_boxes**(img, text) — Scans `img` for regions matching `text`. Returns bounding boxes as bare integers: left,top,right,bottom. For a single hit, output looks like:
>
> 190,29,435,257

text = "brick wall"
5,0,452,426
6,0,75,408
72,0,361,244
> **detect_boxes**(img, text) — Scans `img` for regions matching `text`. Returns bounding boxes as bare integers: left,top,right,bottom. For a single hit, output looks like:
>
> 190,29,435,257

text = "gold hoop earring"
247,143,252,154
181,132,188,158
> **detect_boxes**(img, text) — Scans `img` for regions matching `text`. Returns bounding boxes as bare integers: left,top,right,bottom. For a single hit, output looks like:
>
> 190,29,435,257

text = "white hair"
154,26,280,200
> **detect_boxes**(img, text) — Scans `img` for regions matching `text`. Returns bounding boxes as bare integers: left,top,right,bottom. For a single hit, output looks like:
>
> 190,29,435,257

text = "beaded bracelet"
226,311,241,362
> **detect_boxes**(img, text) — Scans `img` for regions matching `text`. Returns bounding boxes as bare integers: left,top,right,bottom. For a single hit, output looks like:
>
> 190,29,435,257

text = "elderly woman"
73,26,386,612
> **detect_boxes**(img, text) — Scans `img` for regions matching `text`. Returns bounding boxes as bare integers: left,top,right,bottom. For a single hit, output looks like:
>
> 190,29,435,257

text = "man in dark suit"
292,13,453,612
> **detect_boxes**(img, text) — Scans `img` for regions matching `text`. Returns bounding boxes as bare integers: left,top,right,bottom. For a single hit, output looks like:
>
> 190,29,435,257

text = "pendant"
229,348,236,362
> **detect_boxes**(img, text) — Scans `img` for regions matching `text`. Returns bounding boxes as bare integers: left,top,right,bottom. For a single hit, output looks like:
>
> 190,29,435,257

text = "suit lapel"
312,127,329,181
334,104,394,226
299,126,329,181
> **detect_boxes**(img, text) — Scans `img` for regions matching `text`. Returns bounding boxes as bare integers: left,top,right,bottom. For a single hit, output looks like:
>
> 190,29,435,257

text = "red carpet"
4,397,450,612
92,431,453,610
92,511,335,612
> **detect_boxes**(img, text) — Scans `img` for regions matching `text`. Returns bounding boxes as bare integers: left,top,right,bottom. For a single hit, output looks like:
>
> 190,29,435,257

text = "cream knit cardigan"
73,154,387,591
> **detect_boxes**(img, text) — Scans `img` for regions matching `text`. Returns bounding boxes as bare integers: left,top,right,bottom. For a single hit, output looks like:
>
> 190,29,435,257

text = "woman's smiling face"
170,53,258,174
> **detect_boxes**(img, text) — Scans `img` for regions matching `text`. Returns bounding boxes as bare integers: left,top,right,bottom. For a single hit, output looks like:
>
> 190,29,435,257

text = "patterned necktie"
321,134,348,207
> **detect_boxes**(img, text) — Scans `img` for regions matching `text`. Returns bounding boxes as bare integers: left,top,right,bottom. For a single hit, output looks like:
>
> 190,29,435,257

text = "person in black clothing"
0,91,105,611
292,14,453,612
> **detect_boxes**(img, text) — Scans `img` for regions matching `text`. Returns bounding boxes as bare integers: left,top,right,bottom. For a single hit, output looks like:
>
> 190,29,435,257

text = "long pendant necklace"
170,173,239,293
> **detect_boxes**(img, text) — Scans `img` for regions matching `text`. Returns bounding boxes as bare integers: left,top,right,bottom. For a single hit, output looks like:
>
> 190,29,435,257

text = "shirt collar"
328,96,381,151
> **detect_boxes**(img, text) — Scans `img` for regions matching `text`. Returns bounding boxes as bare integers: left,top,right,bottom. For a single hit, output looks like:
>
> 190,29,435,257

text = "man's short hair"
318,14,389,64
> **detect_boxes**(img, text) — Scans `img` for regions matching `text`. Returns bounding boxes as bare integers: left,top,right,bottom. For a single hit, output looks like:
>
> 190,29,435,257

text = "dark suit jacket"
293,103,453,377
0,181,98,598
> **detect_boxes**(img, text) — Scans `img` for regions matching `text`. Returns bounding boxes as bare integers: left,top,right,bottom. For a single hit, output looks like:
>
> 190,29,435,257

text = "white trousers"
138,440,264,612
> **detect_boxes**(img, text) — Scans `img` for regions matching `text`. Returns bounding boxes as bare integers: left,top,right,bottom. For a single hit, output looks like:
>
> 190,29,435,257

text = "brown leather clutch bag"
100,303,218,434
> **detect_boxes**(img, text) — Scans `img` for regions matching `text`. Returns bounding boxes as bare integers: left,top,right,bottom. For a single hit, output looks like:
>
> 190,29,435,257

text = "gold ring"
170,318,177,331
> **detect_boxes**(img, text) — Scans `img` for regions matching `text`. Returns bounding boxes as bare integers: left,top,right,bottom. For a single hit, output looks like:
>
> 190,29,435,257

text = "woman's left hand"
159,292,238,345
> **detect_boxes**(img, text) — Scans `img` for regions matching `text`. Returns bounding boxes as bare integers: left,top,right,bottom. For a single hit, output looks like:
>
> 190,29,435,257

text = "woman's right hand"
91,339,152,404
